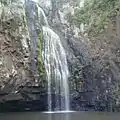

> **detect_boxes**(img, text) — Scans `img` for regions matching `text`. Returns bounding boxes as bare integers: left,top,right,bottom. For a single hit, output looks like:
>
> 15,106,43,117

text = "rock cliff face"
0,0,46,96
39,0,120,111
0,0,120,112
0,0,32,93
0,0,90,95
0,0,92,110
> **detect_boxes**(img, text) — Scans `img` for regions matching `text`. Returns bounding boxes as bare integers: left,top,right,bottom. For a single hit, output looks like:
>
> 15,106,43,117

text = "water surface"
0,112,119,120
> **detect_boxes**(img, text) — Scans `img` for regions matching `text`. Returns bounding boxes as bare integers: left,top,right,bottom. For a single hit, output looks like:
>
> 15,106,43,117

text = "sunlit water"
0,112,119,120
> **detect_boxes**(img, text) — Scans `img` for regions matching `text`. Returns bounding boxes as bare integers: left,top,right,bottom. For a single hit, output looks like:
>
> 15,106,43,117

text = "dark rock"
1,93,24,102
0,100,48,112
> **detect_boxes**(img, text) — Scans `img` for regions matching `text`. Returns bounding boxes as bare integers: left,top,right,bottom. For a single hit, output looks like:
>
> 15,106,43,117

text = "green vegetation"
66,0,120,35
38,32,46,79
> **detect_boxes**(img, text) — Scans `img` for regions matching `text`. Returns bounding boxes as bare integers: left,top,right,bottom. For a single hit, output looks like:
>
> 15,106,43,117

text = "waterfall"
42,26,70,111
25,0,70,111
40,5,70,111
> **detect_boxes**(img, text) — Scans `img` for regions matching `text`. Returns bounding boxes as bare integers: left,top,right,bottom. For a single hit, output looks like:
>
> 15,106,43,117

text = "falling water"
39,1,70,111
42,26,70,111
37,4,49,26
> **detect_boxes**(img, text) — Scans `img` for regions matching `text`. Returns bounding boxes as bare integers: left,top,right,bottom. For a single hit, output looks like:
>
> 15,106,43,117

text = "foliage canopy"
66,0,120,35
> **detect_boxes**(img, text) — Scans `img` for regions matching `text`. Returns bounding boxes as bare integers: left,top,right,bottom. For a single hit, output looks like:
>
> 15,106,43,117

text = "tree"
66,0,120,35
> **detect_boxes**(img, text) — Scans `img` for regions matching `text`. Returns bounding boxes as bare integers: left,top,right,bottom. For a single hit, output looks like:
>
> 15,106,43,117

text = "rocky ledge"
0,86,119,112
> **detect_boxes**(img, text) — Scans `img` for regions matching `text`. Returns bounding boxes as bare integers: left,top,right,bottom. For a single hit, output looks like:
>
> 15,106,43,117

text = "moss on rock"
37,32,46,79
